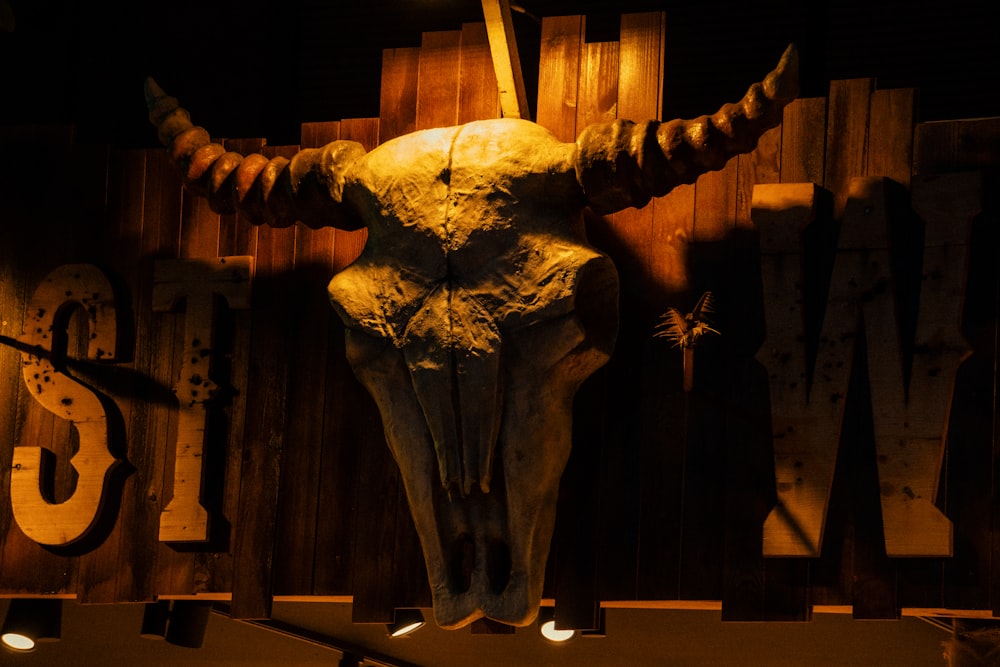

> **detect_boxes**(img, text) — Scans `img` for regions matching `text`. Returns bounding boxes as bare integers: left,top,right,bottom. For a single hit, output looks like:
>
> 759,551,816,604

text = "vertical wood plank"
987,174,1000,617
416,30,462,130
779,97,827,185
845,327,899,620
305,123,366,598
98,149,151,603
611,11,664,306
639,185,695,603
720,121,783,621
162,166,232,598
212,137,265,597
272,123,340,597
693,158,739,242
914,117,1000,176
379,48,419,142
649,184,695,303
867,88,916,186
824,79,873,217
868,91,945,611
913,126,999,611
0,211,23,590
1,127,92,597
310,121,375,599
736,125,782,229
69,143,136,605
576,41,618,130
140,149,186,600
19,140,119,599
596,11,665,605
534,15,583,141
180,195,220,259
333,114,401,623
458,22,501,124
229,144,298,619
757,95,830,619
551,38,616,632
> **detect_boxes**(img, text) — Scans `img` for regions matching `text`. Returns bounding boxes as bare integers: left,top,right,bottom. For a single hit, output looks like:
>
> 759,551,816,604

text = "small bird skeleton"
655,291,719,392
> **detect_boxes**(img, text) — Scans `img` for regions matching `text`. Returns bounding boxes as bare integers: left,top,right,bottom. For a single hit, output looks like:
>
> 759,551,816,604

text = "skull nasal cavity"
447,534,475,594
486,539,511,594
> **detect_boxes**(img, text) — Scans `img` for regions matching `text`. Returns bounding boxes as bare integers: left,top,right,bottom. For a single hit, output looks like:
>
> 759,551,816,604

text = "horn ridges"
576,44,799,214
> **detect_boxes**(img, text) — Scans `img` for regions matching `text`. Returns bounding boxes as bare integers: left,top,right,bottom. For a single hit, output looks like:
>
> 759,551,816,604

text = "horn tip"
144,76,165,106
766,43,800,102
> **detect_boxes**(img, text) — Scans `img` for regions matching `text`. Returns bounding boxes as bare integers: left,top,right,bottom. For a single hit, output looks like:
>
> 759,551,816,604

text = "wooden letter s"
11,264,122,546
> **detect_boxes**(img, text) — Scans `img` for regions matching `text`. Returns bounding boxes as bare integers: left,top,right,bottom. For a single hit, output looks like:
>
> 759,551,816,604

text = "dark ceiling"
0,0,996,148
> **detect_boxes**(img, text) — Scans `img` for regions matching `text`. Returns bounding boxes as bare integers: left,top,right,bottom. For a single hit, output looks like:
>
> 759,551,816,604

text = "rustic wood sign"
12,264,123,546
9,258,251,547
0,12,997,631
755,173,975,559
143,24,796,628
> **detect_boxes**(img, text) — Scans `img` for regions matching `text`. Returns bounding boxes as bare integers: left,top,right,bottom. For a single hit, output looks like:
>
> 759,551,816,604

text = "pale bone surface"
145,43,798,629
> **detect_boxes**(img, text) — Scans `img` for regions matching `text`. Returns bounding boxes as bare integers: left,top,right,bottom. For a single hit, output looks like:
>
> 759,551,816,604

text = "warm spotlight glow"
2,632,36,652
539,620,575,642
386,609,426,637
389,619,424,637
1,599,61,651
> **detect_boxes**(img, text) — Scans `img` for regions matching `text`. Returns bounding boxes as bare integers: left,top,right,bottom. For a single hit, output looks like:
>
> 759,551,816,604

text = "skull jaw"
344,312,612,629
336,250,619,629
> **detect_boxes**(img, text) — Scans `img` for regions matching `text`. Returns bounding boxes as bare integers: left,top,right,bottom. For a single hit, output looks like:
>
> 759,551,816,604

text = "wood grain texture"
550,37,618,633
12,265,120,546
272,122,340,597
137,148,186,599
152,257,252,544
867,88,915,186
755,183,837,558
0,128,79,596
535,15,584,142
838,178,953,558
332,116,400,619
0,190,24,592
210,138,264,597
458,22,501,124
914,117,1000,175
0,21,998,626
823,79,873,218
480,0,528,120
97,148,151,603
599,12,668,605
736,125,782,229
415,30,462,131
310,119,376,599
229,144,298,619
693,158,739,242
780,97,827,185
379,49,419,142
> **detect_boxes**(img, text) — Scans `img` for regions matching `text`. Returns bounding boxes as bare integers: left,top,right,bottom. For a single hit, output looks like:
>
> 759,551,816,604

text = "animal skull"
145,44,797,628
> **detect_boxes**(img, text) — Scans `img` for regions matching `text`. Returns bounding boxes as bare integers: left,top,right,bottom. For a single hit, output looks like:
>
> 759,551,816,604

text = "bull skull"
145,43,797,629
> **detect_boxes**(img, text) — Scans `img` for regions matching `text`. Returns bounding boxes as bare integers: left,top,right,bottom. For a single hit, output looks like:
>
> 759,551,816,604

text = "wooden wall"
0,12,998,627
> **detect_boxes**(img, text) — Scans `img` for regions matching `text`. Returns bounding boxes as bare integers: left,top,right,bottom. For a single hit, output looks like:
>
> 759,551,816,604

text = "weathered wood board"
0,12,997,627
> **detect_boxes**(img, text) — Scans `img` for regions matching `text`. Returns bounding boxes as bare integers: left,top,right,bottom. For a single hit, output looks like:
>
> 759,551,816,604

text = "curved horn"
575,43,799,214
144,77,367,230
